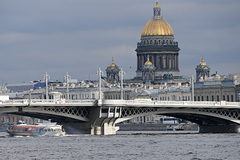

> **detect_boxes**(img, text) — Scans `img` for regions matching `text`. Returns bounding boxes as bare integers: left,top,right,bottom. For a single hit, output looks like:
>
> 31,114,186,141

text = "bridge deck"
0,99,239,109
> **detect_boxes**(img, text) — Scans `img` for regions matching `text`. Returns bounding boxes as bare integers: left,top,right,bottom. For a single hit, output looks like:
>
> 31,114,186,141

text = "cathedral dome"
109,58,116,67
141,19,174,36
199,56,207,66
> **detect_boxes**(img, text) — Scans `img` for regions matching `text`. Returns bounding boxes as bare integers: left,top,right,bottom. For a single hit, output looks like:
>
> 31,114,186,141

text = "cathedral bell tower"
106,58,120,83
136,1,180,81
195,56,210,81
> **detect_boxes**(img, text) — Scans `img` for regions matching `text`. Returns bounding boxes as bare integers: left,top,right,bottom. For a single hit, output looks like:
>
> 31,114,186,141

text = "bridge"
1,99,240,135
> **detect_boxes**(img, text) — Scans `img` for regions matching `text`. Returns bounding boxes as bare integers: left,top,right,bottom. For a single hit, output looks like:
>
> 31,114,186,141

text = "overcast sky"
1,0,240,84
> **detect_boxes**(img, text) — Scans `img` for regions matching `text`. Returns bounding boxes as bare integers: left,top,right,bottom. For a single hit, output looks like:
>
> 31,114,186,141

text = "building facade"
136,1,180,80
194,74,240,102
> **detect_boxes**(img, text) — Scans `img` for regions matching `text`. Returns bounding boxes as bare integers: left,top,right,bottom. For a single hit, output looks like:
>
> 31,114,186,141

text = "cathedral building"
105,58,120,83
136,1,180,81
195,56,210,81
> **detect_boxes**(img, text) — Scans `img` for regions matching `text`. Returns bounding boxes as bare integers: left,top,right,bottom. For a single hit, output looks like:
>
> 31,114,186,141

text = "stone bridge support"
89,105,121,135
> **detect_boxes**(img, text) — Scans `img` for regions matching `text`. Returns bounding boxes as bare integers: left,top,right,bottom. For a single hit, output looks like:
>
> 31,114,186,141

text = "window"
223,95,225,100
172,95,176,101
206,96,209,101
231,95,234,102
212,96,214,101
217,95,219,101
202,96,204,101
227,95,229,102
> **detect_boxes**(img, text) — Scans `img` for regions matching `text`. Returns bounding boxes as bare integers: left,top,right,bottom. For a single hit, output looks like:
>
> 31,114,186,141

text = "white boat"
7,121,65,137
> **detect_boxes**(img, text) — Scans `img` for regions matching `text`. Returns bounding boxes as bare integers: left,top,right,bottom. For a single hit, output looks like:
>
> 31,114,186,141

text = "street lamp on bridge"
96,67,103,100
191,75,194,101
64,72,71,100
119,68,125,100
43,72,50,99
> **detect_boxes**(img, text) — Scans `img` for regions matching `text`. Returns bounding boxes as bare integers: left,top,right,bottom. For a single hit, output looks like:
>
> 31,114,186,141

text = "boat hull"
7,123,65,137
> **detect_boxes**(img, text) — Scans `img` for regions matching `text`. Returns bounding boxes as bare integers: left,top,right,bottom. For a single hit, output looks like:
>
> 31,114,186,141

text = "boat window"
25,128,28,132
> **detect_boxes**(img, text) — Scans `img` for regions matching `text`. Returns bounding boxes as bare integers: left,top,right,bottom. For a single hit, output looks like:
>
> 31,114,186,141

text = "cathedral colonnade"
137,54,179,71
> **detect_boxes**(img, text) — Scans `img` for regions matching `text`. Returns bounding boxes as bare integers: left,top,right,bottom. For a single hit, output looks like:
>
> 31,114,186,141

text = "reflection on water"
1,131,239,160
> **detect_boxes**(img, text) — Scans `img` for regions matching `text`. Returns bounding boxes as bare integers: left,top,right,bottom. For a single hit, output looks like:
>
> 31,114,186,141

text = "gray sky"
1,0,240,83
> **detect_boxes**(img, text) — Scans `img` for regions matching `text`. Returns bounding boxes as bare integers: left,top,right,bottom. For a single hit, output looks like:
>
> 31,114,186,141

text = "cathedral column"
137,55,139,70
141,55,144,69
166,55,169,69
175,55,177,70
176,55,179,70
138,55,140,70
156,55,159,70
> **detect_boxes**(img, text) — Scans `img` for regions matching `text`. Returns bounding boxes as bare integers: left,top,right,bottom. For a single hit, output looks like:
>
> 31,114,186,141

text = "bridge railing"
29,99,96,104
0,99,96,105
125,100,240,107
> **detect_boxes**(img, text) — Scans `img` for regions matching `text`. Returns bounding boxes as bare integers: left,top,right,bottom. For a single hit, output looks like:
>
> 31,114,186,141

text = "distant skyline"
1,0,240,84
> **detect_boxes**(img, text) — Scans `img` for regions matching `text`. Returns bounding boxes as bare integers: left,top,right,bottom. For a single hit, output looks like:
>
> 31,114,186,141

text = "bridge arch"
116,107,240,125
0,106,90,123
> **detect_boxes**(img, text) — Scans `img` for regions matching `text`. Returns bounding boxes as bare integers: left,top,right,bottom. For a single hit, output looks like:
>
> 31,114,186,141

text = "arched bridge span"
1,99,240,134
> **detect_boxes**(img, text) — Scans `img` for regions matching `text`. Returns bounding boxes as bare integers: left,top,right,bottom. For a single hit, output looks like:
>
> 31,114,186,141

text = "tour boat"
7,121,65,137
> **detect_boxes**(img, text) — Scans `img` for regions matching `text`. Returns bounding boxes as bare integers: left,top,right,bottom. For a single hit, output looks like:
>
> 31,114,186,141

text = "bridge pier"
91,124,119,135
60,122,119,135
199,125,240,133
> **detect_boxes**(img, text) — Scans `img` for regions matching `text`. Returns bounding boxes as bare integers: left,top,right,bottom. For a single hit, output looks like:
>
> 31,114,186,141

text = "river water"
0,131,239,160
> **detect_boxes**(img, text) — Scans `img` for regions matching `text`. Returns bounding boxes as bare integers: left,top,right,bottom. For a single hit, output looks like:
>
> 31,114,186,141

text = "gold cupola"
141,1,174,36
154,0,160,8
199,56,207,66
144,55,153,65
109,58,116,67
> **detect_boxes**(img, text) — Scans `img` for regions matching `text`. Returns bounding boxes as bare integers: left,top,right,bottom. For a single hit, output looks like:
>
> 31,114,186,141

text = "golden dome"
154,1,160,8
109,58,116,67
144,55,153,65
199,56,207,66
141,19,174,36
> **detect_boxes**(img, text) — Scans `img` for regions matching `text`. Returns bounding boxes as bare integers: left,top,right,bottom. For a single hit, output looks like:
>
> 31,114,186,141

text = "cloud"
0,0,240,83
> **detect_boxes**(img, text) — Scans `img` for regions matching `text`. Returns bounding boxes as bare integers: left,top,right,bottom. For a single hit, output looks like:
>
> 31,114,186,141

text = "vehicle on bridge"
7,121,65,137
